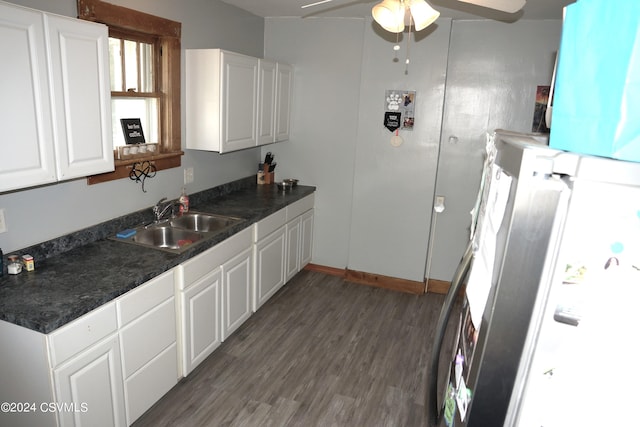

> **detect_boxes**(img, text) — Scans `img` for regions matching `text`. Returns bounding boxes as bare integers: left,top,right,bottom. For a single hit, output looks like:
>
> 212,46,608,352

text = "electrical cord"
129,161,156,192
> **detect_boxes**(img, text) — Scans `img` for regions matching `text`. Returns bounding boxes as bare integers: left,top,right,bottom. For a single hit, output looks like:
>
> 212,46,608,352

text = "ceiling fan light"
372,0,405,33
409,0,440,31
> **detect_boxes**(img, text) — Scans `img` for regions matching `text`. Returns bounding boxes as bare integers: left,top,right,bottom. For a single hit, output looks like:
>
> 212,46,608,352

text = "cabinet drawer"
124,343,178,425
48,302,117,368
119,297,176,378
286,194,315,221
180,226,252,288
253,208,286,242
117,269,175,326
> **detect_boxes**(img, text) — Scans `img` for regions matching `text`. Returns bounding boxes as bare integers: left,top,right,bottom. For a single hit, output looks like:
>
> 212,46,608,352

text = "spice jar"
7,255,22,275
22,254,34,272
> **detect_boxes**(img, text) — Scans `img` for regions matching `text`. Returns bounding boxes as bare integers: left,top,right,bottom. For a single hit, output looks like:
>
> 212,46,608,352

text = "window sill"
87,151,183,185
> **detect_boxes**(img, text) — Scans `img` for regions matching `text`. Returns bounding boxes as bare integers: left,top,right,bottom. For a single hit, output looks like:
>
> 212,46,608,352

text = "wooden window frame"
78,0,182,185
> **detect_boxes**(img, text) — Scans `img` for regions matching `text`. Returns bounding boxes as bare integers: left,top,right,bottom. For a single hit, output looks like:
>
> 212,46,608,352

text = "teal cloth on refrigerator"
549,0,640,162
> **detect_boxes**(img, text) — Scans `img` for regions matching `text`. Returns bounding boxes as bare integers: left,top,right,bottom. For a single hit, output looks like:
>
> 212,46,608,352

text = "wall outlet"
184,167,194,184
0,208,6,233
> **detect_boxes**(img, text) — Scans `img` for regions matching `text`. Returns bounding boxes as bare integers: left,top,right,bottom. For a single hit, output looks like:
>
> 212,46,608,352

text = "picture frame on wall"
532,86,551,133
384,90,416,131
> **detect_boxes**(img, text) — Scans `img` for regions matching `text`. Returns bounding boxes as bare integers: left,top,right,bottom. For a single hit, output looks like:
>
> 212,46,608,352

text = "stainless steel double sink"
113,212,244,254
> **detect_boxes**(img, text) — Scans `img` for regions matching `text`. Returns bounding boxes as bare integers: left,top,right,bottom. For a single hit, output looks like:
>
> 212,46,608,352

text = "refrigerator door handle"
427,240,474,427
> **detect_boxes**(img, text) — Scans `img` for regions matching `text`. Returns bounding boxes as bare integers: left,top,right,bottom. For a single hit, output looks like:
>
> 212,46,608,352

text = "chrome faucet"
153,197,181,222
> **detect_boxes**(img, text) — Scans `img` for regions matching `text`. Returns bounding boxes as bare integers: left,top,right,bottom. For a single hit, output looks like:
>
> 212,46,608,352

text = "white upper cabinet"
0,1,113,193
186,49,292,153
274,62,293,143
0,3,56,191
257,59,277,146
46,14,114,181
186,49,259,153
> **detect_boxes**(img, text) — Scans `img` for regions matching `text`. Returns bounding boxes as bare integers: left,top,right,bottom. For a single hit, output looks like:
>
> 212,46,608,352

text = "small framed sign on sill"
120,118,146,145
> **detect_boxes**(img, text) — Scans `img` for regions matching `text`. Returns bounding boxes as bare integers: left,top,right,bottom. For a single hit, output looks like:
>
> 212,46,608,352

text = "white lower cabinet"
300,209,314,268
252,195,315,310
285,195,315,282
253,209,287,312
286,209,314,282
177,226,253,375
179,268,221,376
285,217,301,282
53,333,125,427
47,269,178,427
254,226,286,310
117,270,178,425
222,247,253,340
48,302,126,427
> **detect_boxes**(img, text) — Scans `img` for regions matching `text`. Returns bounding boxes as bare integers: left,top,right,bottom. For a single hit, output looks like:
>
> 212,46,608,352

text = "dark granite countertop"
0,177,315,334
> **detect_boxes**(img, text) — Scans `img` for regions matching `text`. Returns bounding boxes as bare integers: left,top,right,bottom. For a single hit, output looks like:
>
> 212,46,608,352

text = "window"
109,31,159,148
78,0,182,184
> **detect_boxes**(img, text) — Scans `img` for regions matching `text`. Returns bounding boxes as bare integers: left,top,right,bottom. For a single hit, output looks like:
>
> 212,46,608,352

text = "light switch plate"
184,167,194,184
0,208,6,233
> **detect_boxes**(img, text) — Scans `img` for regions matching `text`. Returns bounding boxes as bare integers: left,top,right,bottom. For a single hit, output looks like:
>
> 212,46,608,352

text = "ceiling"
220,0,574,21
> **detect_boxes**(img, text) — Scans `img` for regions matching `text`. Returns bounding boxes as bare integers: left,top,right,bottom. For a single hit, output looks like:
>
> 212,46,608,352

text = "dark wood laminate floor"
133,270,445,427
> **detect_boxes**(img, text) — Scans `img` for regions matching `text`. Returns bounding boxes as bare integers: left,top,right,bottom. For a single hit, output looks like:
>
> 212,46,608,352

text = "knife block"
257,168,274,185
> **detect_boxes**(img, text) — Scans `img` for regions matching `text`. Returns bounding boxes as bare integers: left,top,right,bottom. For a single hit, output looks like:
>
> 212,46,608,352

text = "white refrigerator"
429,130,640,426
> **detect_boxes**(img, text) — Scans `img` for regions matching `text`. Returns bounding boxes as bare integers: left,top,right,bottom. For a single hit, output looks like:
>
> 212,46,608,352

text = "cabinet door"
300,209,314,268
285,216,301,282
53,334,126,427
257,59,276,146
274,62,293,142
222,247,252,340
0,3,57,192
254,225,286,311
221,51,258,152
181,268,221,376
46,14,114,179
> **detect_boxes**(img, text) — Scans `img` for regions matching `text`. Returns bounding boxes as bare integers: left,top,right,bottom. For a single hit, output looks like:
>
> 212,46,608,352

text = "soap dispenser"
179,187,189,214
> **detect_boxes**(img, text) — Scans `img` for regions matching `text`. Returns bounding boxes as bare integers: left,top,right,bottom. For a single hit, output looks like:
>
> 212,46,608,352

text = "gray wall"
265,17,452,281
263,17,366,271
0,0,264,253
347,20,451,281
429,19,562,280
265,17,561,282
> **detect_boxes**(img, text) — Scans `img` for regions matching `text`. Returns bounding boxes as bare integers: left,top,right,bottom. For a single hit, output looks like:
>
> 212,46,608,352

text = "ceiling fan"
302,0,526,32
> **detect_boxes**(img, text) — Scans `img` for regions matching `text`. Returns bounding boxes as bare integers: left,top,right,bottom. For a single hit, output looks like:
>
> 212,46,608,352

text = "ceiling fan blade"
301,0,334,8
456,0,526,13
